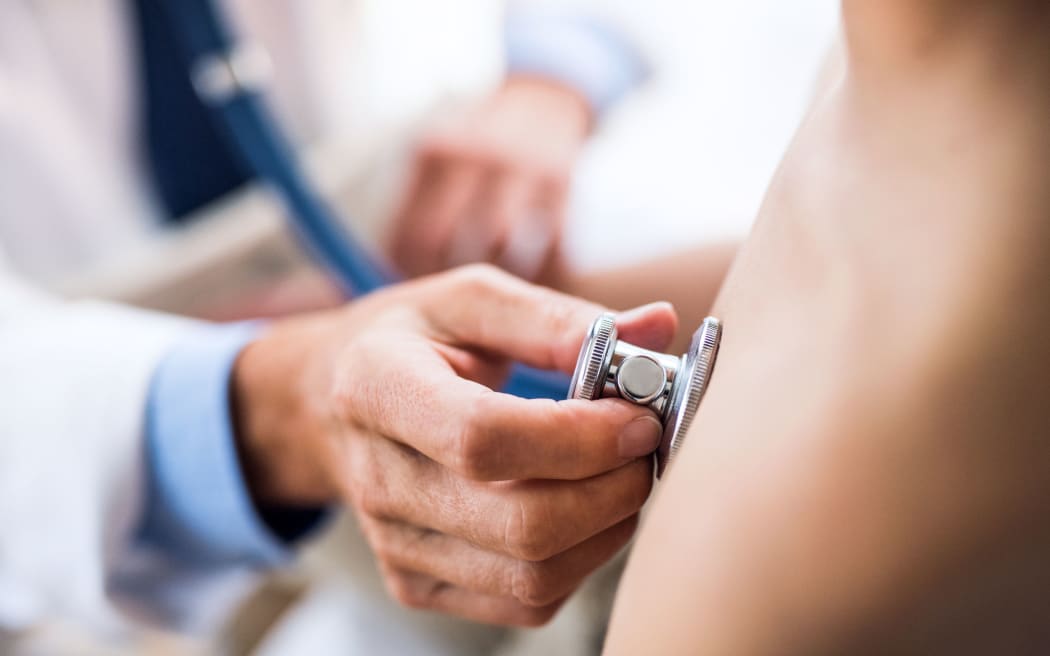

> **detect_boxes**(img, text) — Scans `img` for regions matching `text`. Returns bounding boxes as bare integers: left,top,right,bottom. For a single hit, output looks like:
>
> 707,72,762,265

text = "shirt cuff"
505,9,649,118
139,322,321,567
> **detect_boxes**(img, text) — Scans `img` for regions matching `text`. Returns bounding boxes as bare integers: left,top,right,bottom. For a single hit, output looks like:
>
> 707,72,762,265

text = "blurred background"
1,0,837,653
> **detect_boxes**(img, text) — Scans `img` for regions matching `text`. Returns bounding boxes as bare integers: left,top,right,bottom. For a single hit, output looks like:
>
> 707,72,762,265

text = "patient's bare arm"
561,242,738,353
605,2,1050,654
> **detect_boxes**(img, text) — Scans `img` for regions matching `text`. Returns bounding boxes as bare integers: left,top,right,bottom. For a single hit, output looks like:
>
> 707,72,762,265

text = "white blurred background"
49,0,839,312
297,0,841,268
566,0,839,267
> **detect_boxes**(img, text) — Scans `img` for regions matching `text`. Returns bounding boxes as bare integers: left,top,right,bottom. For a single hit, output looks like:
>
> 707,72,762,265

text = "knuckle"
503,498,558,562
351,463,389,518
450,262,504,293
385,572,444,611
369,538,397,567
589,460,653,524
356,493,385,521
511,561,561,608
541,302,593,365
384,572,425,609
539,295,578,332
363,523,400,566
450,399,498,480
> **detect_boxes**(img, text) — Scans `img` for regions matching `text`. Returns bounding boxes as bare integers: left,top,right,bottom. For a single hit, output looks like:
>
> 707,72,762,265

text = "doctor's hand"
388,77,591,284
232,265,676,626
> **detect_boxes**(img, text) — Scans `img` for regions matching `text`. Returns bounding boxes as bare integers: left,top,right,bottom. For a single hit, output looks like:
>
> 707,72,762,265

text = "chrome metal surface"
616,355,667,404
656,317,721,477
568,313,617,401
569,313,723,478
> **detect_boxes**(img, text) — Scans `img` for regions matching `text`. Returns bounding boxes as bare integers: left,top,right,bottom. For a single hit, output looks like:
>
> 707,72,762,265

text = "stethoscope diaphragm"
569,313,723,477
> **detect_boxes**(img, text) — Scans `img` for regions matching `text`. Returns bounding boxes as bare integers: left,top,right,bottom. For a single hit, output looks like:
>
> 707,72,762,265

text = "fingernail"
618,301,673,324
619,416,663,458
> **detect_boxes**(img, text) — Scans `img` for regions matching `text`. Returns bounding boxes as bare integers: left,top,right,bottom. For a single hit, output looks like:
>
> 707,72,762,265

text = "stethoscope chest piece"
569,313,723,477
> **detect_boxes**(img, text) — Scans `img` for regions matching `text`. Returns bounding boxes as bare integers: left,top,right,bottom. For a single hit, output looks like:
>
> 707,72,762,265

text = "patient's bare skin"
561,242,738,354
606,2,1050,654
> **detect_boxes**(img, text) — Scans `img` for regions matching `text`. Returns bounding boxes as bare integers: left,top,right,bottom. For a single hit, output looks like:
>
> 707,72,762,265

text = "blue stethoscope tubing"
160,0,569,400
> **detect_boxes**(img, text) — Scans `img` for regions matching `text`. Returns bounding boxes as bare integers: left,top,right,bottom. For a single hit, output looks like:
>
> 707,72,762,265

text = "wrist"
231,320,337,507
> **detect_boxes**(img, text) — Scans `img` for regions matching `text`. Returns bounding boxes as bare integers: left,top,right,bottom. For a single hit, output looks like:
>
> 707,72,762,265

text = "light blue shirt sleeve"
504,8,649,118
139,322,320,567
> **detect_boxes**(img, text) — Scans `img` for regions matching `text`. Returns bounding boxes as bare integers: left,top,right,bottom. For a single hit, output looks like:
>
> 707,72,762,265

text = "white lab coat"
0,0,501,635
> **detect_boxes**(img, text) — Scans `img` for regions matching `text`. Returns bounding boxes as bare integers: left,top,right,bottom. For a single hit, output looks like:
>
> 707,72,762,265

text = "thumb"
421,265,680,373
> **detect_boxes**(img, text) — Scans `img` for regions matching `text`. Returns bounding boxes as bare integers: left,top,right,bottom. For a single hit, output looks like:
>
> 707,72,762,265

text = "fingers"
616,301,679,352
391,120,569,281
420,265,605,371
455,462,652,560
495,177,558,281
351,434,654,559
446,171,520,267
469,173,554,281
345,275,677,479
499,208,555,281
519,178,568,280
390,155,482,277
434,167,558,282
349,353,662,479
378,566,566,627
363,514,637,608
434,393,662,480
422,265,679,373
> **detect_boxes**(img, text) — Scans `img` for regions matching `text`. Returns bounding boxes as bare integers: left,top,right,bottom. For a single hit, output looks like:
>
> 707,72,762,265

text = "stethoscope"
163,0,721,475
569,314,722,476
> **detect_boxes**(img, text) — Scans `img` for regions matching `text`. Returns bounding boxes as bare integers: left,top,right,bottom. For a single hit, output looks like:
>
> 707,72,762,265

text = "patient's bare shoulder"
603,4,1050,654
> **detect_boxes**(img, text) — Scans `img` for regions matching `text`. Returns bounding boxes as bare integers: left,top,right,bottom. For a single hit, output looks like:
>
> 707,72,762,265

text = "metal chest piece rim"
568,313,617,402
656,317,721,477
568,313,722,477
